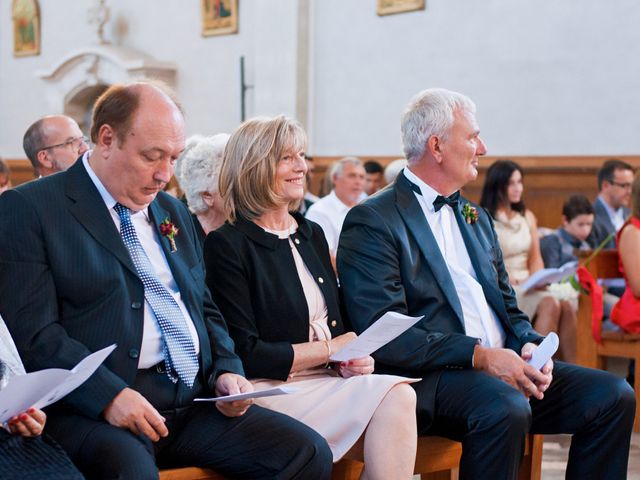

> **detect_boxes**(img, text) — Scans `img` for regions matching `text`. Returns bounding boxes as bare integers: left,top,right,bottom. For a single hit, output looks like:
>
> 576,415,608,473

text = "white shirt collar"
403,167,442,213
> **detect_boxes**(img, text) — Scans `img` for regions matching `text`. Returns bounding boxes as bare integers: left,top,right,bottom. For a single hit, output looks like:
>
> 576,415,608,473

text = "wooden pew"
158,434,543,480
575,249,640,432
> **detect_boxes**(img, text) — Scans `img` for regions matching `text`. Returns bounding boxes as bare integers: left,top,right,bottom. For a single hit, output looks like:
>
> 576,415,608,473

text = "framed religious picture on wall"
202,0,238,37
12,0,40,57
377,0,425,16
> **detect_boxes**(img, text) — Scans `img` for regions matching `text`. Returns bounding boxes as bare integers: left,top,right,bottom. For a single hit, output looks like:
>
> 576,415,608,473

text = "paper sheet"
0,344,116,424
194,385,299,403
329,311,424,362
520,261,578,293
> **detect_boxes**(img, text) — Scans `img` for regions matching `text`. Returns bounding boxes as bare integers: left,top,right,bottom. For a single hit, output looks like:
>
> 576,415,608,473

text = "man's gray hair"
330,156,362,180
401,88,476,164
177,133,230,215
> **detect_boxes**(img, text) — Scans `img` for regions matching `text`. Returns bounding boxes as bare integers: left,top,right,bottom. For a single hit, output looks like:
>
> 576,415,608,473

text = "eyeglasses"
41,136,89,152
610,181,632,190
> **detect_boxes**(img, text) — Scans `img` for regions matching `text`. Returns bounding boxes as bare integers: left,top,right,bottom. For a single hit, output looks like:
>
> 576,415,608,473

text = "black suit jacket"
0,161,243,419
588,196,630,249
204,213,345,380
337,172,543,420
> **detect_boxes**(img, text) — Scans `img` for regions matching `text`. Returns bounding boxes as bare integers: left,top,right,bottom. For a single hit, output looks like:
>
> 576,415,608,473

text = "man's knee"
294,429,333,479
75,424,158,480
472,389,531,435
603,374,635,418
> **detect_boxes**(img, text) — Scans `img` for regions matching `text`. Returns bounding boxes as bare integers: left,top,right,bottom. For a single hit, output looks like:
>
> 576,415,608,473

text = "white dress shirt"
404,168,506,348
83,153,200,368
305,190,352,256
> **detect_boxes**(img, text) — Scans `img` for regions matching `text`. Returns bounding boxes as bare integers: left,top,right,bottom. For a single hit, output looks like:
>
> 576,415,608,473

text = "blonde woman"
204,115,418,480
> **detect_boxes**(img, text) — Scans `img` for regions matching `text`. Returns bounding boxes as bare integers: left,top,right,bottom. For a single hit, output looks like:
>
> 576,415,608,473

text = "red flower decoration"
159,218,179,252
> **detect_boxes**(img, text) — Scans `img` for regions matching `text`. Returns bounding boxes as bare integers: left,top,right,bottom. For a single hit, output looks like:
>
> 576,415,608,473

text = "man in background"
590,159,634,249
23,115,89,177
363,160,385,195
306,156,366,264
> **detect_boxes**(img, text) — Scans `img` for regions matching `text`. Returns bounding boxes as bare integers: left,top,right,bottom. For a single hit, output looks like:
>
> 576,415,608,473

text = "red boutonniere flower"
159,218,179,252
462,203,478,224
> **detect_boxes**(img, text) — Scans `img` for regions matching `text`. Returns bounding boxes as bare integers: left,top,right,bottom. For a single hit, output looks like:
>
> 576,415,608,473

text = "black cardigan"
204,212,346,380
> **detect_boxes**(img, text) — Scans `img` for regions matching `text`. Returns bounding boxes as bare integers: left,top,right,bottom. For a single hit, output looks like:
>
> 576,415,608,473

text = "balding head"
23,115,88,176
91,81,183,146
89,81,186,211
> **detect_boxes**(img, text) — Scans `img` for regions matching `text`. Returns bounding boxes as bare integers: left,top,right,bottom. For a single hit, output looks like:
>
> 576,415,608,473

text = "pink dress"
611,217,640,332
251,225,418,461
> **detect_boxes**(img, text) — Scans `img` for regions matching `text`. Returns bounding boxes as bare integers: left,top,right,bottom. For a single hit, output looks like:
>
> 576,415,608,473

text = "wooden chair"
575,249,640,432
159,434,543,480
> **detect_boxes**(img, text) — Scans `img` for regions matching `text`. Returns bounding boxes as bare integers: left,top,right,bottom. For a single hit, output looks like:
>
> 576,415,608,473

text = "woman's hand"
337,356,375,378
329,332,357,357
7,408,46,437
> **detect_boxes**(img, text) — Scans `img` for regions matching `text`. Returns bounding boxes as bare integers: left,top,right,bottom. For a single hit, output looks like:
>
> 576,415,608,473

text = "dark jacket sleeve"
338,204,480,372
540,234,562,268
204,230,294,380
0,190,127,418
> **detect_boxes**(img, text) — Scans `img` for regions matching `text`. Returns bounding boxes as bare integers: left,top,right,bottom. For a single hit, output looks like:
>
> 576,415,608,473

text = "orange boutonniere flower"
159,218,179,253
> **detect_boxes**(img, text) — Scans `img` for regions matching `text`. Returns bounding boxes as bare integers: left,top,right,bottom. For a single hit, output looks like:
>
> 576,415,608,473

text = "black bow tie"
406,178,460,212
433,191,460,212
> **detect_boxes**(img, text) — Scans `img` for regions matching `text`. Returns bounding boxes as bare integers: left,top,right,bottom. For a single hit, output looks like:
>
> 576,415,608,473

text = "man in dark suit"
337,88,635,480
0,82,332,479
589,159,634,249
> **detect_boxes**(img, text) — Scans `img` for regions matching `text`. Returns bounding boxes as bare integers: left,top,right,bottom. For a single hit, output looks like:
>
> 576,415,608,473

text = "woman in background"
204,115,417,480
611,172,640,332
480,160,577,363
0,314,83,479
175,134,230,240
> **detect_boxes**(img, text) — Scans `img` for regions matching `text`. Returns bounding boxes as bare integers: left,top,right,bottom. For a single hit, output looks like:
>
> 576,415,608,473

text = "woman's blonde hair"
219,115,307,222
632,171,640,219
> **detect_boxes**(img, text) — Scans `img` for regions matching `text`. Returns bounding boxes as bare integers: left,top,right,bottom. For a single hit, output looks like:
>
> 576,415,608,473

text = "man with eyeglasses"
23,115,89,177
590,159,635,249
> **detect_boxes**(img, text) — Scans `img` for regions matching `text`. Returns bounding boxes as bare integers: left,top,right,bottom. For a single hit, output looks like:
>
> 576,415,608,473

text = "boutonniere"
159,218,179,253
462,203,478,224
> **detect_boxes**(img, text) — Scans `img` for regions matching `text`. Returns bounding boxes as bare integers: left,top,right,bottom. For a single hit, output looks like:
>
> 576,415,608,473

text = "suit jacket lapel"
454,203,509,323
64,162,138,277
395,175,465,326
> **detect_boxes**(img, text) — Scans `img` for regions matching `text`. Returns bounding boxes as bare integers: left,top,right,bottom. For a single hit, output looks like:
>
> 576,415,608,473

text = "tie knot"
114,203,131,221
433,191,460,212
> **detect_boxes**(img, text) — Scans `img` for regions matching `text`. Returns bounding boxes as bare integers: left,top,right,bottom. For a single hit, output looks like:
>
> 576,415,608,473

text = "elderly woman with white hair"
176,134,230,239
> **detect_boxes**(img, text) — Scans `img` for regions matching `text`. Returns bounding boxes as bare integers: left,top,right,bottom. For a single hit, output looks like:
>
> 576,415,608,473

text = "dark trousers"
412,362,635,480
46,367,332,480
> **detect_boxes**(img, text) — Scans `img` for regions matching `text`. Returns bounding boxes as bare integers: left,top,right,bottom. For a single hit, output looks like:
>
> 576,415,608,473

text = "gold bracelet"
323,340,332,368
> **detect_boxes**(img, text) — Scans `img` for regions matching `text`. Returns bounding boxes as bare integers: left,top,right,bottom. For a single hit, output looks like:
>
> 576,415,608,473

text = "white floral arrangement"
547,281,580,301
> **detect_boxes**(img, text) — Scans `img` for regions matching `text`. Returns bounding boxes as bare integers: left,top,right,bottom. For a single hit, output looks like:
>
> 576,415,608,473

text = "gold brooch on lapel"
159,218,179,252
462,203,478,225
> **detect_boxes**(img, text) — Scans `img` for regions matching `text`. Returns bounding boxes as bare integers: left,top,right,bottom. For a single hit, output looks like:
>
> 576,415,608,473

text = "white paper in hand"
527,332,559,370
0,344,116,424
520,261,578,293
329,312,423,362
194,385,299,403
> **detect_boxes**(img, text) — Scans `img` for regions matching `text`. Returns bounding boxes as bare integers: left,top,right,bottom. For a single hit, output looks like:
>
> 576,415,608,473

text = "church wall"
1,0,639,159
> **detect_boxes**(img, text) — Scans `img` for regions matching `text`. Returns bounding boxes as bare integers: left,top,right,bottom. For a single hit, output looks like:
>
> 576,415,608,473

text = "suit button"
131,301,142,309
330,320,337,327
294,238,300,245
318,277,324,284
128,349,139,359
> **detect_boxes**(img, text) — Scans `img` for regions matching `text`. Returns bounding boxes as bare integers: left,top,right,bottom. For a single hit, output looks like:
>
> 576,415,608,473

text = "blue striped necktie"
114,203,199,387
